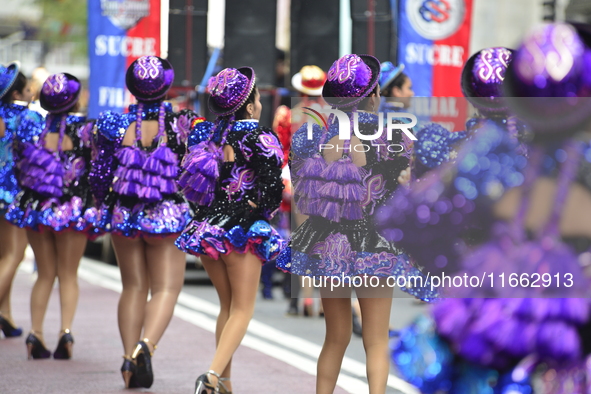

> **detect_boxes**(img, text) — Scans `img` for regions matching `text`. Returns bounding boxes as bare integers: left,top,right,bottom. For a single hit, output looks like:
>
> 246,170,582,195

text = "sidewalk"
0,255,351,394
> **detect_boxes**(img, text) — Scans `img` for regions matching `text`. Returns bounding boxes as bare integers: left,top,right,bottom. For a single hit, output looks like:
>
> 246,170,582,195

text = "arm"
89,111,126,206
248,127,285,220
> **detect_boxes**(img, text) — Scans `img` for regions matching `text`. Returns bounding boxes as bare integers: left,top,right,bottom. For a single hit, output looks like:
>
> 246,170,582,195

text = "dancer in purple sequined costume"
277,54,434,394
175,66,284,394
376,23,591,393
6,73,99,360
0,62,34,339
90,56,198,388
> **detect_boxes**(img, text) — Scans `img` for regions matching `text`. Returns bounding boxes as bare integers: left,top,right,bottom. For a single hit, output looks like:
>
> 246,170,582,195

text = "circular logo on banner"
101,0,150,30
407,0,466,40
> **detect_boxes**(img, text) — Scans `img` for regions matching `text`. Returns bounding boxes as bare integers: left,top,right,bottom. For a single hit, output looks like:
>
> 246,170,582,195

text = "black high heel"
0,314,23,338
121,356,140,388
53,329,74,360
131,338,155,388
25,332,51,359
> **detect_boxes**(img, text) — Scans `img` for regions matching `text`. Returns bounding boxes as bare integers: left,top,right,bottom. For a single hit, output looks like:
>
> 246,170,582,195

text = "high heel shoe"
194,370,231,394
53,329,74,360
120,356,140,388
131,338,156,388
0,314,23,337
25,332,51,359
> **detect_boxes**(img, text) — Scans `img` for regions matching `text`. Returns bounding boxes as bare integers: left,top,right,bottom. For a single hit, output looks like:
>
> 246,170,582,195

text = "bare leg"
201,255,233,391
54,231,87,331
142,236,186,350
27,229,58,345
206,251,262,389
111,234,149,356
358,297,392,394
0,218,27,325
316,296,352,394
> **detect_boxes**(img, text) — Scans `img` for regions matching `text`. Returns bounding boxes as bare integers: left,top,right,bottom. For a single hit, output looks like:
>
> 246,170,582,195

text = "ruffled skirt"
276,216,437,301
176,218,285,263
97,193,191,238
6,189,101,239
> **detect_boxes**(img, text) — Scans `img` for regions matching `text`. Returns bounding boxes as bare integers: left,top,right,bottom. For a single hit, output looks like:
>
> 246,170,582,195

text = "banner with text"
88,0,162,118
397,0,473,131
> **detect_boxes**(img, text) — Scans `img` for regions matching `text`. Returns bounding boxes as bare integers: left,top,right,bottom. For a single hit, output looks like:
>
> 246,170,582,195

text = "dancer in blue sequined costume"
90,56,198,389
6,73,99,361
0,63,34,339
376,23,591,394
176,67,284,394
277,54,435,394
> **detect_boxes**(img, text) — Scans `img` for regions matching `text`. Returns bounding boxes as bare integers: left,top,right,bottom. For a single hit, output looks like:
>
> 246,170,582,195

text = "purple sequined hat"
461,47,514,114
505,23,591,133
39,73,81,114
126,56,174,102
207,67,256,117
0,62,20,100
322,54,380,108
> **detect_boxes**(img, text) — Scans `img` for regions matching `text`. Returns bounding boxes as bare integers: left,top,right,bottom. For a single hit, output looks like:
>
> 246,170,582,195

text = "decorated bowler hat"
126,56,174,102
322,54,380,108
504,23,591,133
379,62,405,93
0,62,20,100
461,47,514,114
39,73,81,114
207,67,256,117
291,65,326,96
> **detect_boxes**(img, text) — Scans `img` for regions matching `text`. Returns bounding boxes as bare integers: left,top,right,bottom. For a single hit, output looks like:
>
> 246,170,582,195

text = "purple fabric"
126,56,174,101
39,73,81,114
208,68,250,109
512,24,589,98
470,47,512,98
178,141,222,206
18,143,65,198
326,54,372,98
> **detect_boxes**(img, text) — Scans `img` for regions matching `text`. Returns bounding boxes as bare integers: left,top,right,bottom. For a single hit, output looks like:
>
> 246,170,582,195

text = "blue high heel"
53,329,74,359
131,339,155,388
121,356,140,388
25,332,51,359
0,315,23,338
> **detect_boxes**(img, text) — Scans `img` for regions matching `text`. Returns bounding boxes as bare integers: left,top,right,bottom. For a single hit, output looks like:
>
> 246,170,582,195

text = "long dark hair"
1,72,27,104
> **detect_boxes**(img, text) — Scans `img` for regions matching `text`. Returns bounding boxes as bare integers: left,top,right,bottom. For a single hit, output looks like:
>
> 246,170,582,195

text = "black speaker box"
224,0,278,87
168,0,208,87
351,0,395,63
290,0,341,76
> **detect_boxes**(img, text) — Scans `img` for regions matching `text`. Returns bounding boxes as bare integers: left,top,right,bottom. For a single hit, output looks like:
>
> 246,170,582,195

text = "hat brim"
380,64,405,94
126,56,174,102
39,73,81,114
0,62,20,101
322,55,381,108
461,49,514,114
208,67,256,117
291,72,323,96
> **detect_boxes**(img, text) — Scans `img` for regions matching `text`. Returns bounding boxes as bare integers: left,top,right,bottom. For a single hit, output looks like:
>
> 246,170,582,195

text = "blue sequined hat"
0,62,20,100
379,62,405,92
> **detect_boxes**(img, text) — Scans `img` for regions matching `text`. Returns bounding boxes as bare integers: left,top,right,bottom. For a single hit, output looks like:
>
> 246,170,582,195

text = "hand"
248,200,258,208
397,167,411,187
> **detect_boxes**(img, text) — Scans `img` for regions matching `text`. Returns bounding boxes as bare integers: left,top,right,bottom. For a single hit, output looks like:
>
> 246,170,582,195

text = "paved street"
0,249,426,394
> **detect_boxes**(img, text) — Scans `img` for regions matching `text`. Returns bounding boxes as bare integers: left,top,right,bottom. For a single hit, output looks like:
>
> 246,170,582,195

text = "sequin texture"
176,120,286,262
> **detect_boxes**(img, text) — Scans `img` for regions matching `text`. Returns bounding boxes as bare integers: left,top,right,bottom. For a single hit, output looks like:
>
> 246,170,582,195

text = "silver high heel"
194,370,230,394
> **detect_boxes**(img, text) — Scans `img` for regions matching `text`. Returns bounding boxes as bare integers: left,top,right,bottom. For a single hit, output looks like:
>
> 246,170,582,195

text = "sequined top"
375,122,532,274
0,102,39,211
90,102,194,207
189,119,284,224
